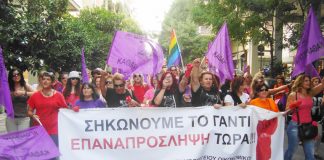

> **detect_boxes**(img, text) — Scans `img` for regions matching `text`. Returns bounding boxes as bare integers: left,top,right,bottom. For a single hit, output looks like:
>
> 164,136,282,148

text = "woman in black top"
7,68,34,132
153,71,182,107
190,58,222,108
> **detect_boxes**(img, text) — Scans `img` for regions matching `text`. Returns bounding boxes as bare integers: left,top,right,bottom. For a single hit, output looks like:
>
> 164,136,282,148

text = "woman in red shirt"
27,72,68,146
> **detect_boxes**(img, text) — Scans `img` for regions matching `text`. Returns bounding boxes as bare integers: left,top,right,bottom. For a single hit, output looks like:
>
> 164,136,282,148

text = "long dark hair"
79,82,99,101
63,78,81,98
199,72,220,91
158,71,178,93
8,68,26,91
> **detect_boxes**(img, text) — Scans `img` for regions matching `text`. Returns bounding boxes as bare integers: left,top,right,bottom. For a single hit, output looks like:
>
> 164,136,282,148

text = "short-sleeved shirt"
191,86,222,107
133,84,150,103
105,88,137,107
75,98,107,109
224,93,250,106
27,91,67,135
250,98,279,112
152,88,181,107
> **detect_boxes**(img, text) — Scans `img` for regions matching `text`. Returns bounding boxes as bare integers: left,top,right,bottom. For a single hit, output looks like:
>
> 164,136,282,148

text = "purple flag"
81,48,89,83
206,23,235,84
305,65,320,78
292,7,324,77
107,31,164,77
0,47,14,119
0,126,60,160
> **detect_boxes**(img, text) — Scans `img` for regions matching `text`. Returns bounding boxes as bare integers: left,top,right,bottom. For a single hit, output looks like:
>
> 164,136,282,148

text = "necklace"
42,89,53,97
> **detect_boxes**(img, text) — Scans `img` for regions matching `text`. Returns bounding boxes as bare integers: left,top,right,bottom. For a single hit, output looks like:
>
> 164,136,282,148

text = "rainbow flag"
167,29,181,68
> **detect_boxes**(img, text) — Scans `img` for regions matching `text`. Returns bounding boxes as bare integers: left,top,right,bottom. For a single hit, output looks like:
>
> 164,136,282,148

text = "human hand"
72,106,80,112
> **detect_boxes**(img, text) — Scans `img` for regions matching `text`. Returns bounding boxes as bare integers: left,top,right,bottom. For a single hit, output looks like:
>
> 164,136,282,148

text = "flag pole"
173,29,185,72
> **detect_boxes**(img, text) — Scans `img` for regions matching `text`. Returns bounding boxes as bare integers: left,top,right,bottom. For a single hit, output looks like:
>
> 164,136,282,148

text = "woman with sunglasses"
132,73,150,104
75,83,107,109
63,71,81,108
250,84,279,160
251,72,291,99
27,72,68,146
100,72,139,107
6,68,34,132
190,58,223,108
284,74,324,160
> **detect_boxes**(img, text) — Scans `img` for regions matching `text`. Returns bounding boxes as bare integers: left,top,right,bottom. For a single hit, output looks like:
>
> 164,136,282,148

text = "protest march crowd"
1,6,324,160
4,61,324,160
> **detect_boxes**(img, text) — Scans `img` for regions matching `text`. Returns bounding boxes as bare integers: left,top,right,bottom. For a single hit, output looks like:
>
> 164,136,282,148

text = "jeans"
284,121,315,160
50,134,59,160
5,117,30,132
314,122,322,155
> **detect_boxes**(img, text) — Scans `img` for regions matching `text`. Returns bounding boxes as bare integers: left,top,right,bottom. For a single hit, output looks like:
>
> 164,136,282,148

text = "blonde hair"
291,74,311,93
113,73,125,84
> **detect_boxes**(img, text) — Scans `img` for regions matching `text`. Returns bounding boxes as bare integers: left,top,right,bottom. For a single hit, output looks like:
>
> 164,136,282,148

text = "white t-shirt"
224,93,250,105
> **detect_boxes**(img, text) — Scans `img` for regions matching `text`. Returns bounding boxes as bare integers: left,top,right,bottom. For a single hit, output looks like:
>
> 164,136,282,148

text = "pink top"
143,88,156,107
65,93,79,107
292,94,313,123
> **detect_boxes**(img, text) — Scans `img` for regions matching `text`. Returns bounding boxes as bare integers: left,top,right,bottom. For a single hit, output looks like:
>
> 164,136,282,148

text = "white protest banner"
58,106,284,160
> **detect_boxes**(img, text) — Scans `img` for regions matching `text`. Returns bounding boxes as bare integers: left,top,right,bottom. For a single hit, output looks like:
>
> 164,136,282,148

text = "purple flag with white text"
0,126,60,160
206,23,235,84
107,31,164,78
0,47,14,119
292,7,324,78
81,48,89,83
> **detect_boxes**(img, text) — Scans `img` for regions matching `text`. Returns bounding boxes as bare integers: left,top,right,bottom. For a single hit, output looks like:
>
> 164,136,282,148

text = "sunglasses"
106,81,112,84
133,74,142,78
70,78,79,80
259,88,268,92
114,84,125,88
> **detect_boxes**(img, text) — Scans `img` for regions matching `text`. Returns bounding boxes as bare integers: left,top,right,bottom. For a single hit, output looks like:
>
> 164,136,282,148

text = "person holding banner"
250,84,278,112
63,71,81,108
143,75,159,107
7,68,34,132
224,76,250,107
284,74,324,160
27,71,68,146
132,73,150,104
75,82,107,109
100,71,139,107
190,58,222,108
153,71,183,107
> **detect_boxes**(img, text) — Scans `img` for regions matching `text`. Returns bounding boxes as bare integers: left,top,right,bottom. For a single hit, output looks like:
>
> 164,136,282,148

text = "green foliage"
159,0,213,64
0,1,141,73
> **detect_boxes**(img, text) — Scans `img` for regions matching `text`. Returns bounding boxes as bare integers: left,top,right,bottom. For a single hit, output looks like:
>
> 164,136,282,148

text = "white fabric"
224,92,250,105
59,106,284,160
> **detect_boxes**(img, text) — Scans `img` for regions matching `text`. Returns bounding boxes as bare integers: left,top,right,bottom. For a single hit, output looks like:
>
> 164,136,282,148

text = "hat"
68,71,80,79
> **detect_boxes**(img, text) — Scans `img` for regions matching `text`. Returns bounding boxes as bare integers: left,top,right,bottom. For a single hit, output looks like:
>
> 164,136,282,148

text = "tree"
159,0,213,65
192,0,319,77
0,1,142,73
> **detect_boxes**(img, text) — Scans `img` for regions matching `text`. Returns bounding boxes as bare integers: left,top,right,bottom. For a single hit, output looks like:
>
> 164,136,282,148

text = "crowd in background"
4,57,324,160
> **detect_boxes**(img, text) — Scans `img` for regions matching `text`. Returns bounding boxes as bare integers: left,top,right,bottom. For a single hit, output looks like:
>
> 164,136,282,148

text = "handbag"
295,93,318,141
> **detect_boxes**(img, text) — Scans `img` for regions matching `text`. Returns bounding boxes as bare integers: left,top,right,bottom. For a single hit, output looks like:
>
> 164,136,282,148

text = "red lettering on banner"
103,138,113,149
92,138,103,149
159,136,167,147
114,138,125,149
189,134,200,145
125,137,136,149
136,137,145,148
167,135,178,146
147,136,158,148
81,139,91,149
201,133,210,145
178,134,188,146
71,139,80,150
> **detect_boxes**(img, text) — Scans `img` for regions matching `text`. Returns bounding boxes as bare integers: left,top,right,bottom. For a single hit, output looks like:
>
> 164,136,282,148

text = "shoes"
314,154,323,160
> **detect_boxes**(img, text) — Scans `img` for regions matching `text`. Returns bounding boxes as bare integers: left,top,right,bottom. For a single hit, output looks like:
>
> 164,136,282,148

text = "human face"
133,74,142,83
12,70,21,82
106,79,113,89
114,80,125,94
201,74,213,89
164,73,173,87
42,76,53,89
61,74,68,85
170,67,178,76
302,77,311,89
70,78,79,86
276,78,283,84
95,78,101,88
257,86,268,98
312,79,320,87
82,85,93,98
